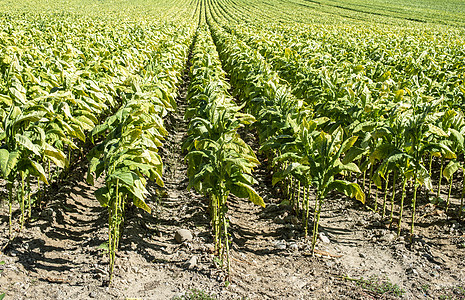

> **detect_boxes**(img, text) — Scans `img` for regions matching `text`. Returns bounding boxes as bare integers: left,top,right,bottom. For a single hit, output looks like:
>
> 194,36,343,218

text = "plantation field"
1,0,465,299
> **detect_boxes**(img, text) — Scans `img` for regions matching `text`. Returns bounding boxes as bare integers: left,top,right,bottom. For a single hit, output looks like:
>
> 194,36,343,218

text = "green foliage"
345,275,406,297
208,0,465,239
173,289,216,300
184,24,263,278
208,15,366,253
84,23,194,282
439,286,465,300
2,0,465,289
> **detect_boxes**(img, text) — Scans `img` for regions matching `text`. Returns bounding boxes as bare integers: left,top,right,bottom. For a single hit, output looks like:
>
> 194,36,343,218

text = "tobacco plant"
274,123,365,252
184,25,264,278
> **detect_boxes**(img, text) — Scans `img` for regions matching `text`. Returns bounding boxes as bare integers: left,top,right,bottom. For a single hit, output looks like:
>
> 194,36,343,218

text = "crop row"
209,0,465,238
207,3,365,253
0,4,199,281
184,10,264,276
86,24,195,281
1,0,465,286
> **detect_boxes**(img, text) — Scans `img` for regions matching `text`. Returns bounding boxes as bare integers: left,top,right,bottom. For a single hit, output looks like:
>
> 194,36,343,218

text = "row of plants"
211,3,465,238
0,14,143,237
211,0,465,27
183,19,264,279
0,4,200,282
207,5,365,253
227,21,464,113
85,24,196,282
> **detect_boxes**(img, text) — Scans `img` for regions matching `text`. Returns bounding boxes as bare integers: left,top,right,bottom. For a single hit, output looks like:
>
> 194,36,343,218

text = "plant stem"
437,156,444,198
27,175,31,219
382,174,390,218
311,194,322,255
109,178,119,284
118,194,126,247
297,180,301,215
37,179,41,209
217,194,222,253
429,154,433,177
410,155,419,240
8,182,13,239
446,174,453,213
397,175,408,237
390,170,398,224
302,185,307,226
222,195,230,281
460,173,465,220
20,173,25,230
304,186,310,238
410,181,418,241
367,166,373,207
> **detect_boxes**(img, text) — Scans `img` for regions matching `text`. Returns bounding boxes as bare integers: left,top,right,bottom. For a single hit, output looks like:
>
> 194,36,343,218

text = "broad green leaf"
75,115,95,131
14,111,46,125
339,162,361,173
95,186,110,207
91,123,109,140
339,136,358,155
443,161,460,181
342,147,366,164
29,160,48,184
440,143,457,159
327,180,365,203
0,94,13,106
10,87,26,103
15,134,41,156
449,128,464,151
417,165,433,191
128,179,151,213
69,124,86,142
0,149,20,178
427,124,448,137
234,182,265,208
109,171,135,187
87,157,100,185
44,143,67,168
151,168,164,187
273,152,302,164
369,144,397,163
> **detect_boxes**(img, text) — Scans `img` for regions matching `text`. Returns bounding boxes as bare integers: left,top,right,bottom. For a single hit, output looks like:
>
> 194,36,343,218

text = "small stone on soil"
318,232,330,244
289,243,299,251
274,241,287,250
407,267,419,276
381,233,396,243
185,255,198,269
175,229,193,243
